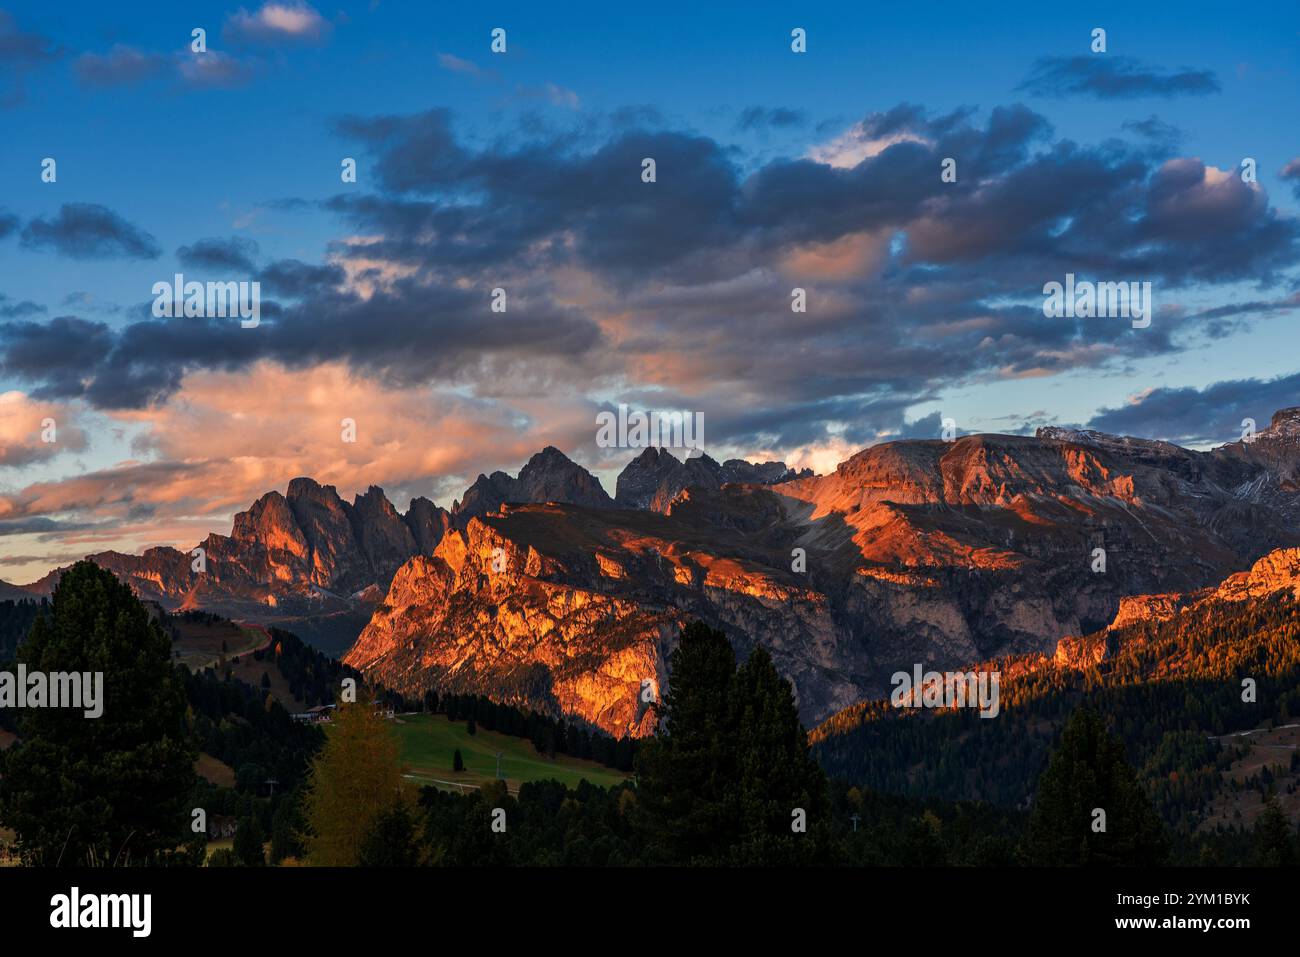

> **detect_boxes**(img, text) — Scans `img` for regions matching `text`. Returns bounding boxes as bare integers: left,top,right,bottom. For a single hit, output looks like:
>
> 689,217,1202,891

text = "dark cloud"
255,258,344,297
0,208,18,238
736,106,807,131
177,236,261,273
0,11,61,64
1187,292,1300,323
892,411,945,441
1018,56,1219,100
20,204,161,260
0,316,123,401
4,103,1298,452
1122,115,1182,151
0,518,69,536
331,115,744,279
0,274,605,409
74,45,166,87
0,294,45,319
335,109,468,193
0,10,62,105
1085,374,1300,445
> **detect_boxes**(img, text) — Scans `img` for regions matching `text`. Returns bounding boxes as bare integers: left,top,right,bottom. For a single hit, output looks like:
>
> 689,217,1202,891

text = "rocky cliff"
452,446,614,524
613,447,810,511
27,407,1300,732
348,411,1300,735
22,448,621,651
346,489,860,736
24,479,455,653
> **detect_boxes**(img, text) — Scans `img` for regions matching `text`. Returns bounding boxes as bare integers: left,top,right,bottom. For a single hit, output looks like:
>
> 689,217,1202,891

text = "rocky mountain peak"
285,475,332,501
404,496,452,555
350,485,403,522
614,447,803,512
346,486,418,585
231,489,309,558
1257,407,1300,442
452,448,613,524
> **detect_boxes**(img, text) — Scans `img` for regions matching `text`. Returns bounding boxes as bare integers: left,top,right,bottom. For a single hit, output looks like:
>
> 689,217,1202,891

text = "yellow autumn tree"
301,702,406,865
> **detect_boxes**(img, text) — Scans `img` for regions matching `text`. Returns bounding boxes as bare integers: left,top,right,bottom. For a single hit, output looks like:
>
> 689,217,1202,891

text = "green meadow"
390,713,630,794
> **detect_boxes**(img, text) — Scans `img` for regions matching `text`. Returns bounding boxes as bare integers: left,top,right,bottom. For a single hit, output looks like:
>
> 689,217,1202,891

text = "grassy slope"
391,713,629,794
170,618,267,672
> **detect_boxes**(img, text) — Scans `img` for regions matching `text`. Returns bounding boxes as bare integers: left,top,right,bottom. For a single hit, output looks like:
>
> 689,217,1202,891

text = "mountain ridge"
345,409,1300,734
20,409,1300,724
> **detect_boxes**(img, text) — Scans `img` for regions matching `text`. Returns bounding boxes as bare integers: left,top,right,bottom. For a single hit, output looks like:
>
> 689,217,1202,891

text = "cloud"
437,53,493,79
0,269,604,409
4,102,1299,459
225,2,330,44
255,258,344,297
806,114,933,168
1018,55,1220,99
0,362,607,530
1121,115,1182,151
518,82,580,109
736,106,807,132
1282,157,1300,199
0,10,63,105
1085,373,1300,445
0,11,61,65
20,203,161,260
176,236,261,273
177,50,255,88
0,392,87,467
74,45,166,87
0,294,44,318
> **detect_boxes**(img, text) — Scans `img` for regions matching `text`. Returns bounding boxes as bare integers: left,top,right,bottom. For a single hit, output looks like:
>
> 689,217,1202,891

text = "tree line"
2,563,1295,867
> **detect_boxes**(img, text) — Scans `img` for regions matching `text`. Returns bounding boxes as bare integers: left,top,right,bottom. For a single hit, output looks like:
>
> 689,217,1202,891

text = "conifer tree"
1027,706,1169,865
1253,795,1296,866
0,561,196,866
635,622,836,864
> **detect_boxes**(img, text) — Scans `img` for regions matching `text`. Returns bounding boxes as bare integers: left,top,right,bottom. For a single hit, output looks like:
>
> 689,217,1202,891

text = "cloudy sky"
1,0,1299,583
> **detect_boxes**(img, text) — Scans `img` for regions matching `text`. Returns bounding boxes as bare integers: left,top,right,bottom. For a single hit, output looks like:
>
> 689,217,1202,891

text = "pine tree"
635,622,836,864
453,748,464,772
727,648,836,864
270,790,304,864
1027,706,1169,865
0,561,196,865
357,799,419,866
1253,795,1296,866
634,622,738,863
233,815,265,866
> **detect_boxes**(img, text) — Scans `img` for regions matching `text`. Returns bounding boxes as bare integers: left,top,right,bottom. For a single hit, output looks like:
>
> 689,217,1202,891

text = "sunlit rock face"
349,416,1300,736
23,481,454,655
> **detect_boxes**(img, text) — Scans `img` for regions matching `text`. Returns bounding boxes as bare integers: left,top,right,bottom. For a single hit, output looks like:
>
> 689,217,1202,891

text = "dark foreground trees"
0,561,196,865
633,622,837,865
1027,706,1169,865
1253,795,1297,867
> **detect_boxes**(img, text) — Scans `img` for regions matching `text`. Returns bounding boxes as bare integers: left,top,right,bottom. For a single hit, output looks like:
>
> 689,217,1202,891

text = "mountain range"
10,407,1300,733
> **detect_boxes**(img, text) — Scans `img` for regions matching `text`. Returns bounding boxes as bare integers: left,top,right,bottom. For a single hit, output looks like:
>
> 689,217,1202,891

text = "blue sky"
1,0,1299,582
